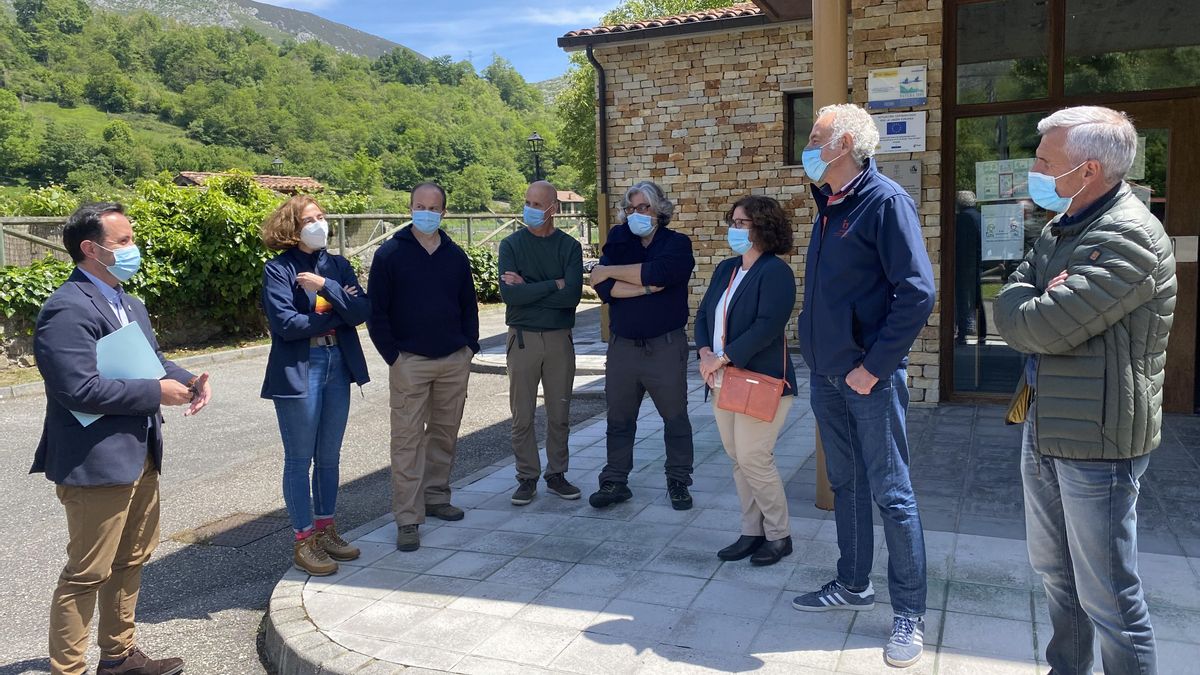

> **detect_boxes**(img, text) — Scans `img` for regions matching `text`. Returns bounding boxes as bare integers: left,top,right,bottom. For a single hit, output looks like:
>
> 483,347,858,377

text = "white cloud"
517,6,607,26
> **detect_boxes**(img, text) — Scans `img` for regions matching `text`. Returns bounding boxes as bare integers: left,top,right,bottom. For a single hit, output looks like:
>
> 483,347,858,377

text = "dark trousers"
599,328,694,486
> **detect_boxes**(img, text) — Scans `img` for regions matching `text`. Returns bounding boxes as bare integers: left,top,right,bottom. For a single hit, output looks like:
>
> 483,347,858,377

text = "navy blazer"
260,247,370,398
31,268,195,486
694,253,798,395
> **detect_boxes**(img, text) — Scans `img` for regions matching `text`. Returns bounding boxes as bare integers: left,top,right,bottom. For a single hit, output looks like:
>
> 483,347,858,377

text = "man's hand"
845,365,879,396
160,379,192,406
184,372,211,417
590,265,609,284
1046,271,1069,292
501,271,525,285
555,278,565,290
296,272,326,293
343,284,359,296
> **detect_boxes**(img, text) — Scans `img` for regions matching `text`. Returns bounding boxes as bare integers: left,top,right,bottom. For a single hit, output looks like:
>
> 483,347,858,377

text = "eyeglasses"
726,218,754,229
623,204,654,215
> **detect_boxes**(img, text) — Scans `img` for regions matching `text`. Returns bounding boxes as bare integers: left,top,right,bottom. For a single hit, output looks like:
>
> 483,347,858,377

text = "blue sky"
258,1,609,82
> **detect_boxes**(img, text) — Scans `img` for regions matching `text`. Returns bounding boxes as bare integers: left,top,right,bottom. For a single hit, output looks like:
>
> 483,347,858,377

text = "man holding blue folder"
32,203,212,675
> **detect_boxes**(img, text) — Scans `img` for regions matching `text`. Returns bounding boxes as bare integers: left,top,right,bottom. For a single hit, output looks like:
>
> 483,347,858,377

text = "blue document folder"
71,322,167,427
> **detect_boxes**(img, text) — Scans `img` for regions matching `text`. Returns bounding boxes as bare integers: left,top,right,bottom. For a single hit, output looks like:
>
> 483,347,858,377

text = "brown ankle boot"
96,647,183,675
315,523,360,561
294,535,337,576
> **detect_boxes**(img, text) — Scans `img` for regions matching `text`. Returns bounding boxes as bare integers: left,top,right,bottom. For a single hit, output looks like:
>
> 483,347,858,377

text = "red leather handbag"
714,266,790,423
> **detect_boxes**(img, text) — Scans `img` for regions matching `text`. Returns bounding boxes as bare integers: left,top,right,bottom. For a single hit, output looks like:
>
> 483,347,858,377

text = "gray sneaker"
791,579,875,612
884,615,924,667
511,478,538,505
396,524,419,552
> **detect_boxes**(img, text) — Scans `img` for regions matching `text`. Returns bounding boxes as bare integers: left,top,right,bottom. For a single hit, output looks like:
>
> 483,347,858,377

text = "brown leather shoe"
97,647,184,675
294,535,337,576
315,523,360,561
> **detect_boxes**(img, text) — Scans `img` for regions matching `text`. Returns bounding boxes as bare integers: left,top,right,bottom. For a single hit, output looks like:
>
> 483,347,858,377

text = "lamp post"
526,132,544,181
272,157,284,176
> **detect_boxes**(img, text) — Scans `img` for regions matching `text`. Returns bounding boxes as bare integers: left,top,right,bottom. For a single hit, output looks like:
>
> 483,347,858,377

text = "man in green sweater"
499,180,584,505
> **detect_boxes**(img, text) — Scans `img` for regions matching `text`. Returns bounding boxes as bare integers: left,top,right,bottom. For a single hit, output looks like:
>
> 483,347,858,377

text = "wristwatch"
716,351,731,365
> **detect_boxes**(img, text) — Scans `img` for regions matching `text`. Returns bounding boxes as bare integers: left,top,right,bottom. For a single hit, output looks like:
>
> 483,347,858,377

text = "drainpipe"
587,44,612,341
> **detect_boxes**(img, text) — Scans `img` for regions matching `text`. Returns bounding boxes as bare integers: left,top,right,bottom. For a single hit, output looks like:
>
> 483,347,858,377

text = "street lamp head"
526,132,544,154
272,157,284,175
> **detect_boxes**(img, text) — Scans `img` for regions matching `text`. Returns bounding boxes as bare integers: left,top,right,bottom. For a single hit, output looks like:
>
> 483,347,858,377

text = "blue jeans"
273,345,352,532
809,368,927,618
1022,403,1156,675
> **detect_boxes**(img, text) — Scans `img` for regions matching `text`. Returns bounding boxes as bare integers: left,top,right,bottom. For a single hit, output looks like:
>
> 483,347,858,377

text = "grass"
28,102,195,144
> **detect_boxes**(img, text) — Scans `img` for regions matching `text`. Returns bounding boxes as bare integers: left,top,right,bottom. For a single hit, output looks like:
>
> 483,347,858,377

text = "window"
785,92,814,165
956,0,1049,104
1065,0,1200,95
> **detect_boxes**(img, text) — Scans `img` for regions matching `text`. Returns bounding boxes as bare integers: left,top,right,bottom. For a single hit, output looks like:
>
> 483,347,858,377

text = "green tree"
333,148,383,193
0,89,37,176
448,164,493,211
372,47,429,85
483,56,540,111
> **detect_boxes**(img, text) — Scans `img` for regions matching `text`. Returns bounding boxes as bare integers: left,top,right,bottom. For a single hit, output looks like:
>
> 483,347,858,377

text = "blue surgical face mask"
627,212,655,237
96,243,142,282
524,205,548,229
412,210,442,234
1027,162,1087,213
727,226,752,255
802,137,848,183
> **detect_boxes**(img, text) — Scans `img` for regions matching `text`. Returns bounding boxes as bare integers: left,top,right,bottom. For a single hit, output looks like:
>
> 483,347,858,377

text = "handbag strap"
720,263,790,391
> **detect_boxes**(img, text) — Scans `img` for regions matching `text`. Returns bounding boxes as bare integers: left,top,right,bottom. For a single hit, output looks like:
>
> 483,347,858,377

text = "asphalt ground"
0,305,605,674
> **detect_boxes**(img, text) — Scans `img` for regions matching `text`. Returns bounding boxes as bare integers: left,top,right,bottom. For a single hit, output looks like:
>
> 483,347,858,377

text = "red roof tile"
562,3,763,39
174,171,325,194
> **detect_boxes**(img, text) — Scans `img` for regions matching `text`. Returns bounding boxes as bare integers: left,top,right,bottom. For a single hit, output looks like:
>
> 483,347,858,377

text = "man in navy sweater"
367,183,480,552
589,180,696,511
791,104,935,669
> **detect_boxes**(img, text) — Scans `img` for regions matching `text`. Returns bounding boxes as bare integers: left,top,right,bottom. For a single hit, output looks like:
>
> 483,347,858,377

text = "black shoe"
717,535,766,561
750,536,793,566
545,473,582,500
511,478,538,506
667,479,693,511
588,481,632,508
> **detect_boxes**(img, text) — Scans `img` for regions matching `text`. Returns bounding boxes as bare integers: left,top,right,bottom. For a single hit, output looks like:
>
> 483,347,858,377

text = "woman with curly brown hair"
260,195,370,576
694,195,798,566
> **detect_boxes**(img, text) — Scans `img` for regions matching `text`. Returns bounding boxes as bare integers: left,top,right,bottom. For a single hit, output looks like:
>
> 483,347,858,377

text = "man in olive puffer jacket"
996,106,1176,675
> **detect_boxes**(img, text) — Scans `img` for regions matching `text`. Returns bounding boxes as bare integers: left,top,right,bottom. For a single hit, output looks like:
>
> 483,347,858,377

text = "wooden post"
336,217,347,257
597,194,611,342
0,226,6,267
809,0,849,512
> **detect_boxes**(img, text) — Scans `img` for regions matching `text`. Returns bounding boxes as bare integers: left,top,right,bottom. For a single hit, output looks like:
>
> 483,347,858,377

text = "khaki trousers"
507,327,575,480
50,458,160,675
712,390,793,541
389,347,472,526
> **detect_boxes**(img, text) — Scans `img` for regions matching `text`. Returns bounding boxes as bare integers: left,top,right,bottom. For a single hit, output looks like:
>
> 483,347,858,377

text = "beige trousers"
389,347,472,526
50,458,160,675
712,390,794,541
507,328,575,480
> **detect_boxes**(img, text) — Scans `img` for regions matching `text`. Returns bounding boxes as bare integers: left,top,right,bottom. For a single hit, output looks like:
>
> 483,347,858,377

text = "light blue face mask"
802,137,847,183
627,212,655,237
96,243,142,283
524,205,548,229
412,210,442,234
727,226,752,255
1027,162,1087,213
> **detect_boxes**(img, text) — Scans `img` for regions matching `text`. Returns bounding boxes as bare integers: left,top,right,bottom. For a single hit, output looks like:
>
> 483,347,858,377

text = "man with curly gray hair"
589,180,697,511
996,106,1174,675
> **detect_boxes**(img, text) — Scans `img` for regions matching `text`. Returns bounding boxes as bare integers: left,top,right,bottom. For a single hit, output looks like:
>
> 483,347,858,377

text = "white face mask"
300,219,329,249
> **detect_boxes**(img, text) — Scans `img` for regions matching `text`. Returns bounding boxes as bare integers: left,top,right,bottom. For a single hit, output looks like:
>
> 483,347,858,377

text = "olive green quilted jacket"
995,185,1177,460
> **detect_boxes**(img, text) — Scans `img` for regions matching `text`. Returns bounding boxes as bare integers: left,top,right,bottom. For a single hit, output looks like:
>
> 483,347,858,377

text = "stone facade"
594,1,943,403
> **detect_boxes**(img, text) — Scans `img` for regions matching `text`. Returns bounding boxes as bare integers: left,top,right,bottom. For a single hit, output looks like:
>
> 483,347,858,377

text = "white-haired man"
792,103,935,669
995,106,1174,675
589,180,696,511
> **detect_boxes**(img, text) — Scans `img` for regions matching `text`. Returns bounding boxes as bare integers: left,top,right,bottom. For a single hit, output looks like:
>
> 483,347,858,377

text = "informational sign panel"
877,160,923,200
867,65,927,109
873,112,926,153
1128,136,1147,181
981,203,1025,261
975,158,1036,202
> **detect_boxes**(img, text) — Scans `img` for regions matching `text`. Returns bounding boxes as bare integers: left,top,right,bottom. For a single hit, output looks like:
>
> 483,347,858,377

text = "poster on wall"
877,160,922,200
873,112,926,153
867,65,928,109
975,158,1036,202
1128,136,1147,181
981,203,1025,260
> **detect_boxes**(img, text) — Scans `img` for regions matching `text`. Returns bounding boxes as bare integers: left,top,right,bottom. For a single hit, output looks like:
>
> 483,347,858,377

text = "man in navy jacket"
33,202,211,675
791,104,935,669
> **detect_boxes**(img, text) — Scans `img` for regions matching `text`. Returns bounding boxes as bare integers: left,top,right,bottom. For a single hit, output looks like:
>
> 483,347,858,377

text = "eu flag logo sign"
886,121,907,135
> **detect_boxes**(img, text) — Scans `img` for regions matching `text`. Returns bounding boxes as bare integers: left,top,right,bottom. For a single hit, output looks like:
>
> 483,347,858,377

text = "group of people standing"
31,100,1173,674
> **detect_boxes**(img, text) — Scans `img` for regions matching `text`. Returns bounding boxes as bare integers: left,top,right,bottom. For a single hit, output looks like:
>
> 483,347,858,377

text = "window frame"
783,89,815,167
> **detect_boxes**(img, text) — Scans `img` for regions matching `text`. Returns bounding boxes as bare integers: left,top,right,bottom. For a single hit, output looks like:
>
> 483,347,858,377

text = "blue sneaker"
791,579,875,612
885,615,924,667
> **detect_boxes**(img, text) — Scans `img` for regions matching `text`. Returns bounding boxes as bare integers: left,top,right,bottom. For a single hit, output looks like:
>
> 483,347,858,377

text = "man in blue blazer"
32,202,212,675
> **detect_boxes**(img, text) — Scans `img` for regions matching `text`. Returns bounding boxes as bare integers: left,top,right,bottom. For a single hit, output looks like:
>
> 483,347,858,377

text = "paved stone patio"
265,370,1200,674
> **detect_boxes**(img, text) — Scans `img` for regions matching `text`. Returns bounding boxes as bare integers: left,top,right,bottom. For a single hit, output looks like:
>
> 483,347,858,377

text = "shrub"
465,246,499,302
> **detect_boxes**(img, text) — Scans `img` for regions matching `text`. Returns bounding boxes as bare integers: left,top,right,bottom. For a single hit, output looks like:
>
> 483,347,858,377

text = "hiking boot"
315,523,360,561
425,503,465,521
667,479,693,510
396,524,420,552
588,481,633,508
511,478,538,506
885,615,925,668
97,647,184,675
545,473,581,500
293,536,337,576
792,579,876,612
